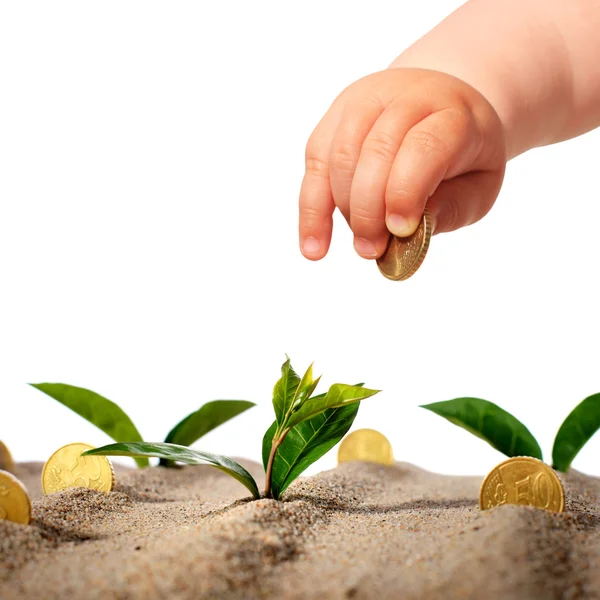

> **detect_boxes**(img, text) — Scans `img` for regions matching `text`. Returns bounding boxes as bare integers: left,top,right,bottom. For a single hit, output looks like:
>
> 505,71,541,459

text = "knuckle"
300,205,332,229
448,105,472,128
352,206,381,226
300,205,323,220
352,211,385,238
356,93,383,112
446,106,477,144
361,130,398,162
329,142,358,173
386,177,416,207
409,128,450,157
304,155,329,178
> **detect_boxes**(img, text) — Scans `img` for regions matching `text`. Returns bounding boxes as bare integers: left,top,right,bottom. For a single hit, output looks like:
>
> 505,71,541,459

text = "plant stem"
264,427,290,499
264,437,281,498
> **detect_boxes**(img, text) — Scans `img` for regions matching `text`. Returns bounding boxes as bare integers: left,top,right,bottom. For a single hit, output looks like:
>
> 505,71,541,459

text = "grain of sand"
2,459,600,599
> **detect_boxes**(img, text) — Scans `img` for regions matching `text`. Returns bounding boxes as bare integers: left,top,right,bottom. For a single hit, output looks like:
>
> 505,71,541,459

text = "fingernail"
302,236,321,256
386,213,416,237
353,237,378,258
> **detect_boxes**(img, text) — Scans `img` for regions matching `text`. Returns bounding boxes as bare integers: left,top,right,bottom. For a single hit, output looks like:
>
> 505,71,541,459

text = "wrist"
386,0,583,160
387,58,523,159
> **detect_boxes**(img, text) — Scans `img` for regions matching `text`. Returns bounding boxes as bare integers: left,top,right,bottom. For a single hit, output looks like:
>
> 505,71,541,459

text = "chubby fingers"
384,107,482,238
298,146,335,260
348,102,429,258
328,98,388,257
299,94,386,260
298,108,339,261
299,87,501,261
347,105,483,259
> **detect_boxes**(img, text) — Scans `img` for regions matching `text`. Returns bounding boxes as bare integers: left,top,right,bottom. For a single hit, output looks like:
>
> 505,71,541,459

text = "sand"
1,459,600,600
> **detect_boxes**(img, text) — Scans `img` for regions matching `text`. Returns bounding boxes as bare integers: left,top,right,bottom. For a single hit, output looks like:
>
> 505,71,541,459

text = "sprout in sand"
84,357,380,500
30,383,255,469
421,394,600,472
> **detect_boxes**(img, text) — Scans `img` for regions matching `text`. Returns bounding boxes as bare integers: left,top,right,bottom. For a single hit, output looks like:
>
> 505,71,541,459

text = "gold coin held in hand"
338,429,395,466
377,210,433,281
42,443,115,496
480,456,564,513
0,441,15,472
0,470,32,525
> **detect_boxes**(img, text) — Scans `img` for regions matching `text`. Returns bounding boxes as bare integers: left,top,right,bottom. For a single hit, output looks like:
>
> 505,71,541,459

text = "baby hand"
299,68,507,260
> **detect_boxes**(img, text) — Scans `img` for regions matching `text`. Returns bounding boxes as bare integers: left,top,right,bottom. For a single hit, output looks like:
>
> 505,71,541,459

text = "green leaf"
164,400,255,446
29,383,148,468
289,364,321,416
262,384,364,472
421,398,542,461
272,357,301,427
264,403,360,500
552,393,600,472
84,442,260,499
286,384,379,429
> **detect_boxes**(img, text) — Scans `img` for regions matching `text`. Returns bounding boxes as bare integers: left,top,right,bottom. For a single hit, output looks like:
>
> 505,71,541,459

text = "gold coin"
479,456,564,513
42,443,115,495
338,429,394,466
0,470,32,525
377,210,433,281
0,441,14,472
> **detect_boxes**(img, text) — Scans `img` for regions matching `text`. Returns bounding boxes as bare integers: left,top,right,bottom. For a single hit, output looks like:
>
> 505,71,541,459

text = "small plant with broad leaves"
83,358,380,500
30,383,255,468
421,393,600,472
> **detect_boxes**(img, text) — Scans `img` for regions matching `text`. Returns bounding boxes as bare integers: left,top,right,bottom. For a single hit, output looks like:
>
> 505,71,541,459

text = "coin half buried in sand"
0,440,15,472
0,469,32,525
42,443,115,496
480,456,564,513
337,429,395,466
377,210,434,281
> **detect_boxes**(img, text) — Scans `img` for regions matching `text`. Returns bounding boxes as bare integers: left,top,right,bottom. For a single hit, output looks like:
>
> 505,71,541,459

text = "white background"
1,1,599,480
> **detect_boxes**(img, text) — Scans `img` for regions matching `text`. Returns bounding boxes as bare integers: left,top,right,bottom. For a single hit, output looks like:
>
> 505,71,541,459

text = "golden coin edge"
42,442,115,496
377,210,433,281
0,441,15,472
0,469,32,525
479,456,565,513
337,428,395,465
398,209,433,280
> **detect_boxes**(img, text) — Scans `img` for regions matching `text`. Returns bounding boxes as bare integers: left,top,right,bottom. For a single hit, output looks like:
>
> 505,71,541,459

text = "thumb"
427,168,505,234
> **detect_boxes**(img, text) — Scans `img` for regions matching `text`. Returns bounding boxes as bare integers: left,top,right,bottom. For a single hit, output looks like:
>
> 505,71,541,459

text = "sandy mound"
1,460,599,599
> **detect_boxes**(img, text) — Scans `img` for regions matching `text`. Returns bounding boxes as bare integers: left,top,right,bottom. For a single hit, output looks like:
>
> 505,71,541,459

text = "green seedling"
421,393,600,472
84,357,380,500
30,383,255,468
